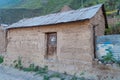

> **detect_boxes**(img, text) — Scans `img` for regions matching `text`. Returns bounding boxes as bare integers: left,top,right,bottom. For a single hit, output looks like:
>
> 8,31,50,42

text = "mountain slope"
0,0,120,10
0,0,44,9
0,0,120,24
16,0,43,9
0,0,22,8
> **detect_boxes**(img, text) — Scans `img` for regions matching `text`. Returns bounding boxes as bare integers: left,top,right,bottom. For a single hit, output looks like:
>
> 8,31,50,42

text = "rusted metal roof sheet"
7,4,103,29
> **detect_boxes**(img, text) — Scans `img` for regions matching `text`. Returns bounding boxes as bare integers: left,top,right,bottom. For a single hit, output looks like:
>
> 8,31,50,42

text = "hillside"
0,9,43,24
0,0,46,9
0,0,120,24
0,0,21,8
0,0,120,10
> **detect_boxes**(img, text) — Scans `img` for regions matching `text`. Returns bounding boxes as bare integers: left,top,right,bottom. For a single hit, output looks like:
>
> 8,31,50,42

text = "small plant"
71,73,77,80
61,78,65,80
43,75,50,80
50,73,61,78
36,66,48,74
105,23,120,35
80,72,85,76
22,64,36,72
101,51,116,64
0,56,4,64
63,71,67,75
13,57,23,69
79,71,86,80
116,55,120,66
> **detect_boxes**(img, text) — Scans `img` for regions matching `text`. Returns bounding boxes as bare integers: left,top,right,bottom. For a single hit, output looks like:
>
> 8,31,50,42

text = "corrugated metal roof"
7,4,103,29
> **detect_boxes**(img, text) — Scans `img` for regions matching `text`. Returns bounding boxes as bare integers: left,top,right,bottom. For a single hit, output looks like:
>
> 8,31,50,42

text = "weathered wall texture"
5,20,94,74
90,8,105,36
0,26,6,54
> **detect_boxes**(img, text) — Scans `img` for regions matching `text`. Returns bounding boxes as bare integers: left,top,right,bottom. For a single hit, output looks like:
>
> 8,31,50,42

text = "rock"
50,77,61,80
94,58,99,62
0,64,44,80
98,61,102,64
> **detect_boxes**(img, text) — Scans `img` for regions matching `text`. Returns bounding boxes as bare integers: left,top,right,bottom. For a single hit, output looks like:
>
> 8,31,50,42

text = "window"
45,32,57,59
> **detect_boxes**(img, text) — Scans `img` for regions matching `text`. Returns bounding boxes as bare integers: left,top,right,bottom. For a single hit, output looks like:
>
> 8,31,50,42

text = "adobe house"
5,4,118,78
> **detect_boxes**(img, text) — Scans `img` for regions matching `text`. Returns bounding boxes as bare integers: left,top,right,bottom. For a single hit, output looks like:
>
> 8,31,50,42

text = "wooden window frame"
45,32,57,59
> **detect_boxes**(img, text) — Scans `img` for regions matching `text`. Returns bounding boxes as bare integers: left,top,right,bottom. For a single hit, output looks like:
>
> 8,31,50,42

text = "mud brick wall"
0,26,6,54
5,20,94,74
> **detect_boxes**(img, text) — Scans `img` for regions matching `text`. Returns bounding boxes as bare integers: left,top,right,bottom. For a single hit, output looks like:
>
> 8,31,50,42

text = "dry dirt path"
0,65,89,80
0,65,43,80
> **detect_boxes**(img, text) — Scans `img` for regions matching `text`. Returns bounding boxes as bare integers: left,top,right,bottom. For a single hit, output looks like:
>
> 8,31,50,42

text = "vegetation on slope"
0,0,120,11
0,0,120,26
16,0,43,9
0,0,21,8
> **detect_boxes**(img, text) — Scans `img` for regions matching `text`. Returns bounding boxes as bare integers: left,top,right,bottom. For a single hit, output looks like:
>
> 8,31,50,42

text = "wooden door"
46,33,57,57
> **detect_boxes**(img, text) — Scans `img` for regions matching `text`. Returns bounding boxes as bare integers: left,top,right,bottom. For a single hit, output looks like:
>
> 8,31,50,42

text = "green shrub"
36,66,48,75
101,52,116,64
22,64,39,72
0,56,4,64
50,73,61,78
105,22,120,35
13,57,23,69
71,73,77,80
43,75,50,80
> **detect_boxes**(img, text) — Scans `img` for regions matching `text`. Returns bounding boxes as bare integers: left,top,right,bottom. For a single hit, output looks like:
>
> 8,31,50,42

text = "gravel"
0,64,88,80
0,65,43,80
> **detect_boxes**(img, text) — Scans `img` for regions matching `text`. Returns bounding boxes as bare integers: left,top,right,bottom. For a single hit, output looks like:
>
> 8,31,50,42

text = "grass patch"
22,64,37,72
36,66,48,75
0,56,4,64
106,10,117,15
12,57,87,80
13,57,23,69
105,22,120,35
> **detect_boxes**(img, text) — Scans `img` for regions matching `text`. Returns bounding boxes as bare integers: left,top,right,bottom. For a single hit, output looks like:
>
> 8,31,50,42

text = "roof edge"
102,4,108,28
6,19,90,30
